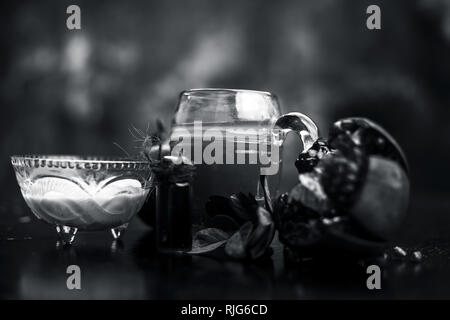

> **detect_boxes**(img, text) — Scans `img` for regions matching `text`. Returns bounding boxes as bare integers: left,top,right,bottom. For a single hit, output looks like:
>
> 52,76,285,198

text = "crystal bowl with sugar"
11,155,153,244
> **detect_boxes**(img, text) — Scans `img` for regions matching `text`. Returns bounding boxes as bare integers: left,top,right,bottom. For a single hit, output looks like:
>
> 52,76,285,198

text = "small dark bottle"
152,157,194,253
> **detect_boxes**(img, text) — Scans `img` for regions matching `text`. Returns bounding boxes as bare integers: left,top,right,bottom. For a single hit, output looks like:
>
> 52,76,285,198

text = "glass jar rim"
180,88,275,97
11,155,150,169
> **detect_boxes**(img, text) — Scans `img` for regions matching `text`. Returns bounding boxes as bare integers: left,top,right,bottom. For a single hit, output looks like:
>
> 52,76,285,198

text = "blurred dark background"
1,0,450,241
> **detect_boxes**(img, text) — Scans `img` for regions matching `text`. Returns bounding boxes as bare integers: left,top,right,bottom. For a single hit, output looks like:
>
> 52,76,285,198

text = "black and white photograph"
1,0,450,307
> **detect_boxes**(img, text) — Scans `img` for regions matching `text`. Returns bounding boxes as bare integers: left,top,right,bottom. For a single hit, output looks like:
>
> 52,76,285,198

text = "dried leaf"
247,207,275,259
202,193,276,259
188,239,227,254
228,194,250,221
187,228,230,254
230,193,258,221
225,222,253,259
193,228,230,245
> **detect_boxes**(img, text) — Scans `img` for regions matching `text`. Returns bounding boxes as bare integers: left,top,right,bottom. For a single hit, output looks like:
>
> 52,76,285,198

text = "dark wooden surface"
1,191,450,299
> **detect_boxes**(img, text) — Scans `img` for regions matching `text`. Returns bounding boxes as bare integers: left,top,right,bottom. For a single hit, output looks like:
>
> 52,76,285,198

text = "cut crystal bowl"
11,155,152,244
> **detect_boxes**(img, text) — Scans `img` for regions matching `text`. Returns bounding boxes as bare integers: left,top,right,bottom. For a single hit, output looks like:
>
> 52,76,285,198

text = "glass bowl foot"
111,223,129,240
56,225,78,245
